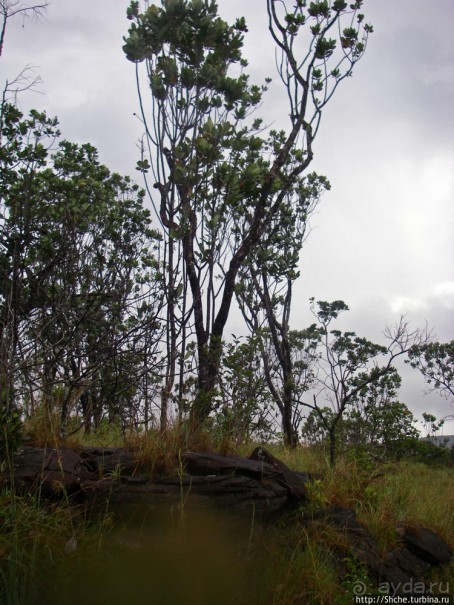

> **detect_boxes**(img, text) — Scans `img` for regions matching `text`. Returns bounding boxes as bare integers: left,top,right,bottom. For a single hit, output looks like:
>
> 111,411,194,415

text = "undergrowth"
2,426,453,604
0,489,114,605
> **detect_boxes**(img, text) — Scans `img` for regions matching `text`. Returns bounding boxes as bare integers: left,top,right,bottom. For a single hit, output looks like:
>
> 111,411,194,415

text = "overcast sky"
2,0,453,429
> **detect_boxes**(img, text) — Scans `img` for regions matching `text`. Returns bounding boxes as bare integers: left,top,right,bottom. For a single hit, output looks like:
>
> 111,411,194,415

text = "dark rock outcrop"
6,445,452,592
248,446,310,501
180,449,308,513
9,446,309,515
12,446,83,497
396,524,452,566
79,447,138,476
305,506,452,592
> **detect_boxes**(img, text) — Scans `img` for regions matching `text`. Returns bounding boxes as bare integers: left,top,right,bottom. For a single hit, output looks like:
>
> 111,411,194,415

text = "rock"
120,475,149,485
12,446,53,490
305,507,423,588
169,473,289,514
183,448,308,510
47,448,81,475
386,547,432,578
183,451,276,478
11,446,311,515
79,447,138,476
249,447,308,501
82,473,290,516
40,470,80,496
12,446,82,496
396,524,452,566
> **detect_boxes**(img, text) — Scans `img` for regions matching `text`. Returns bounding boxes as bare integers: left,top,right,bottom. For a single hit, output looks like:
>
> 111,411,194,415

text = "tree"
420,412,445,441
299,300,429,466
235,172,327,447
1,1,49,456
0,104,164,437
301,394,419,459
1,1,48,57
123,0,373,428
215,335,275,443
301,406,334,444
239,322,321,447
343,373,419,455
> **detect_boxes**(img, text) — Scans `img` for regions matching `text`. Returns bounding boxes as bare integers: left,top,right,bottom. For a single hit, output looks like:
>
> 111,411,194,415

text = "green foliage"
341,556,372,598
407,340,454,401
298,301,426,466
0,104,163,434
305,478,329,511
122,0,373,427
394,437,452,466
301,395,420,461
313,298,349,322
0,415,22,463
0,489,115,605
421,412,445,439
215,336,275,442
123,0,255,113
0,491,67,604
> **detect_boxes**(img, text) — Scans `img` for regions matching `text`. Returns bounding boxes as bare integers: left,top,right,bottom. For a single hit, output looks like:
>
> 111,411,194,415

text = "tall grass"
2,428,452,605
264,444,453,540
0,488,114,605
0,491,70,604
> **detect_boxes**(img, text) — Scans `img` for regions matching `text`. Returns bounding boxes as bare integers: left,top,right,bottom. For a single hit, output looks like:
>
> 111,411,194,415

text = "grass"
2,428,453,604
0,490,85,604
0,488,119,605
262,443,454,549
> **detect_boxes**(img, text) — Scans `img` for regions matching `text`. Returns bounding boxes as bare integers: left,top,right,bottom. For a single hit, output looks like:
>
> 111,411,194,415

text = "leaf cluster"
124,1,260,117
407,341,454,400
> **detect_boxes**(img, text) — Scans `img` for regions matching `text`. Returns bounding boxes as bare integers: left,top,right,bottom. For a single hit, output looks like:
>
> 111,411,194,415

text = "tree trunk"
80,392,92,434
329,427,336,468
282,370,298,448
190,335,222,426
160,236,178,432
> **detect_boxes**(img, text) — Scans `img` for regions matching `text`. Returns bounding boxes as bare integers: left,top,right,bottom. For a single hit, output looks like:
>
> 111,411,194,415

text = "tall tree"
123,0,373,427
236,172,327,446
1,1,48,454
0,105,164,436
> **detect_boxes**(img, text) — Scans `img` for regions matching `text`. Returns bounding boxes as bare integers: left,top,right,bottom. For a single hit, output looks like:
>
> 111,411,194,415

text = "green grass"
0,488,114,605
2,432,453,605
0,490,73,605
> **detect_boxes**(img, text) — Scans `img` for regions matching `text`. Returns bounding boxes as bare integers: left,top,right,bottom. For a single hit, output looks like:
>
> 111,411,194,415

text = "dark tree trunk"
329,427,336,468
80,392,92,435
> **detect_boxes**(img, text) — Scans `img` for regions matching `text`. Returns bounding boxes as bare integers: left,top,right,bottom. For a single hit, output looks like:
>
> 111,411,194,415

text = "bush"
387,436,451,466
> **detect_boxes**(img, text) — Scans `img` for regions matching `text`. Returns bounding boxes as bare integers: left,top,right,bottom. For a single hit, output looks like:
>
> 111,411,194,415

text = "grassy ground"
1,430,453,604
